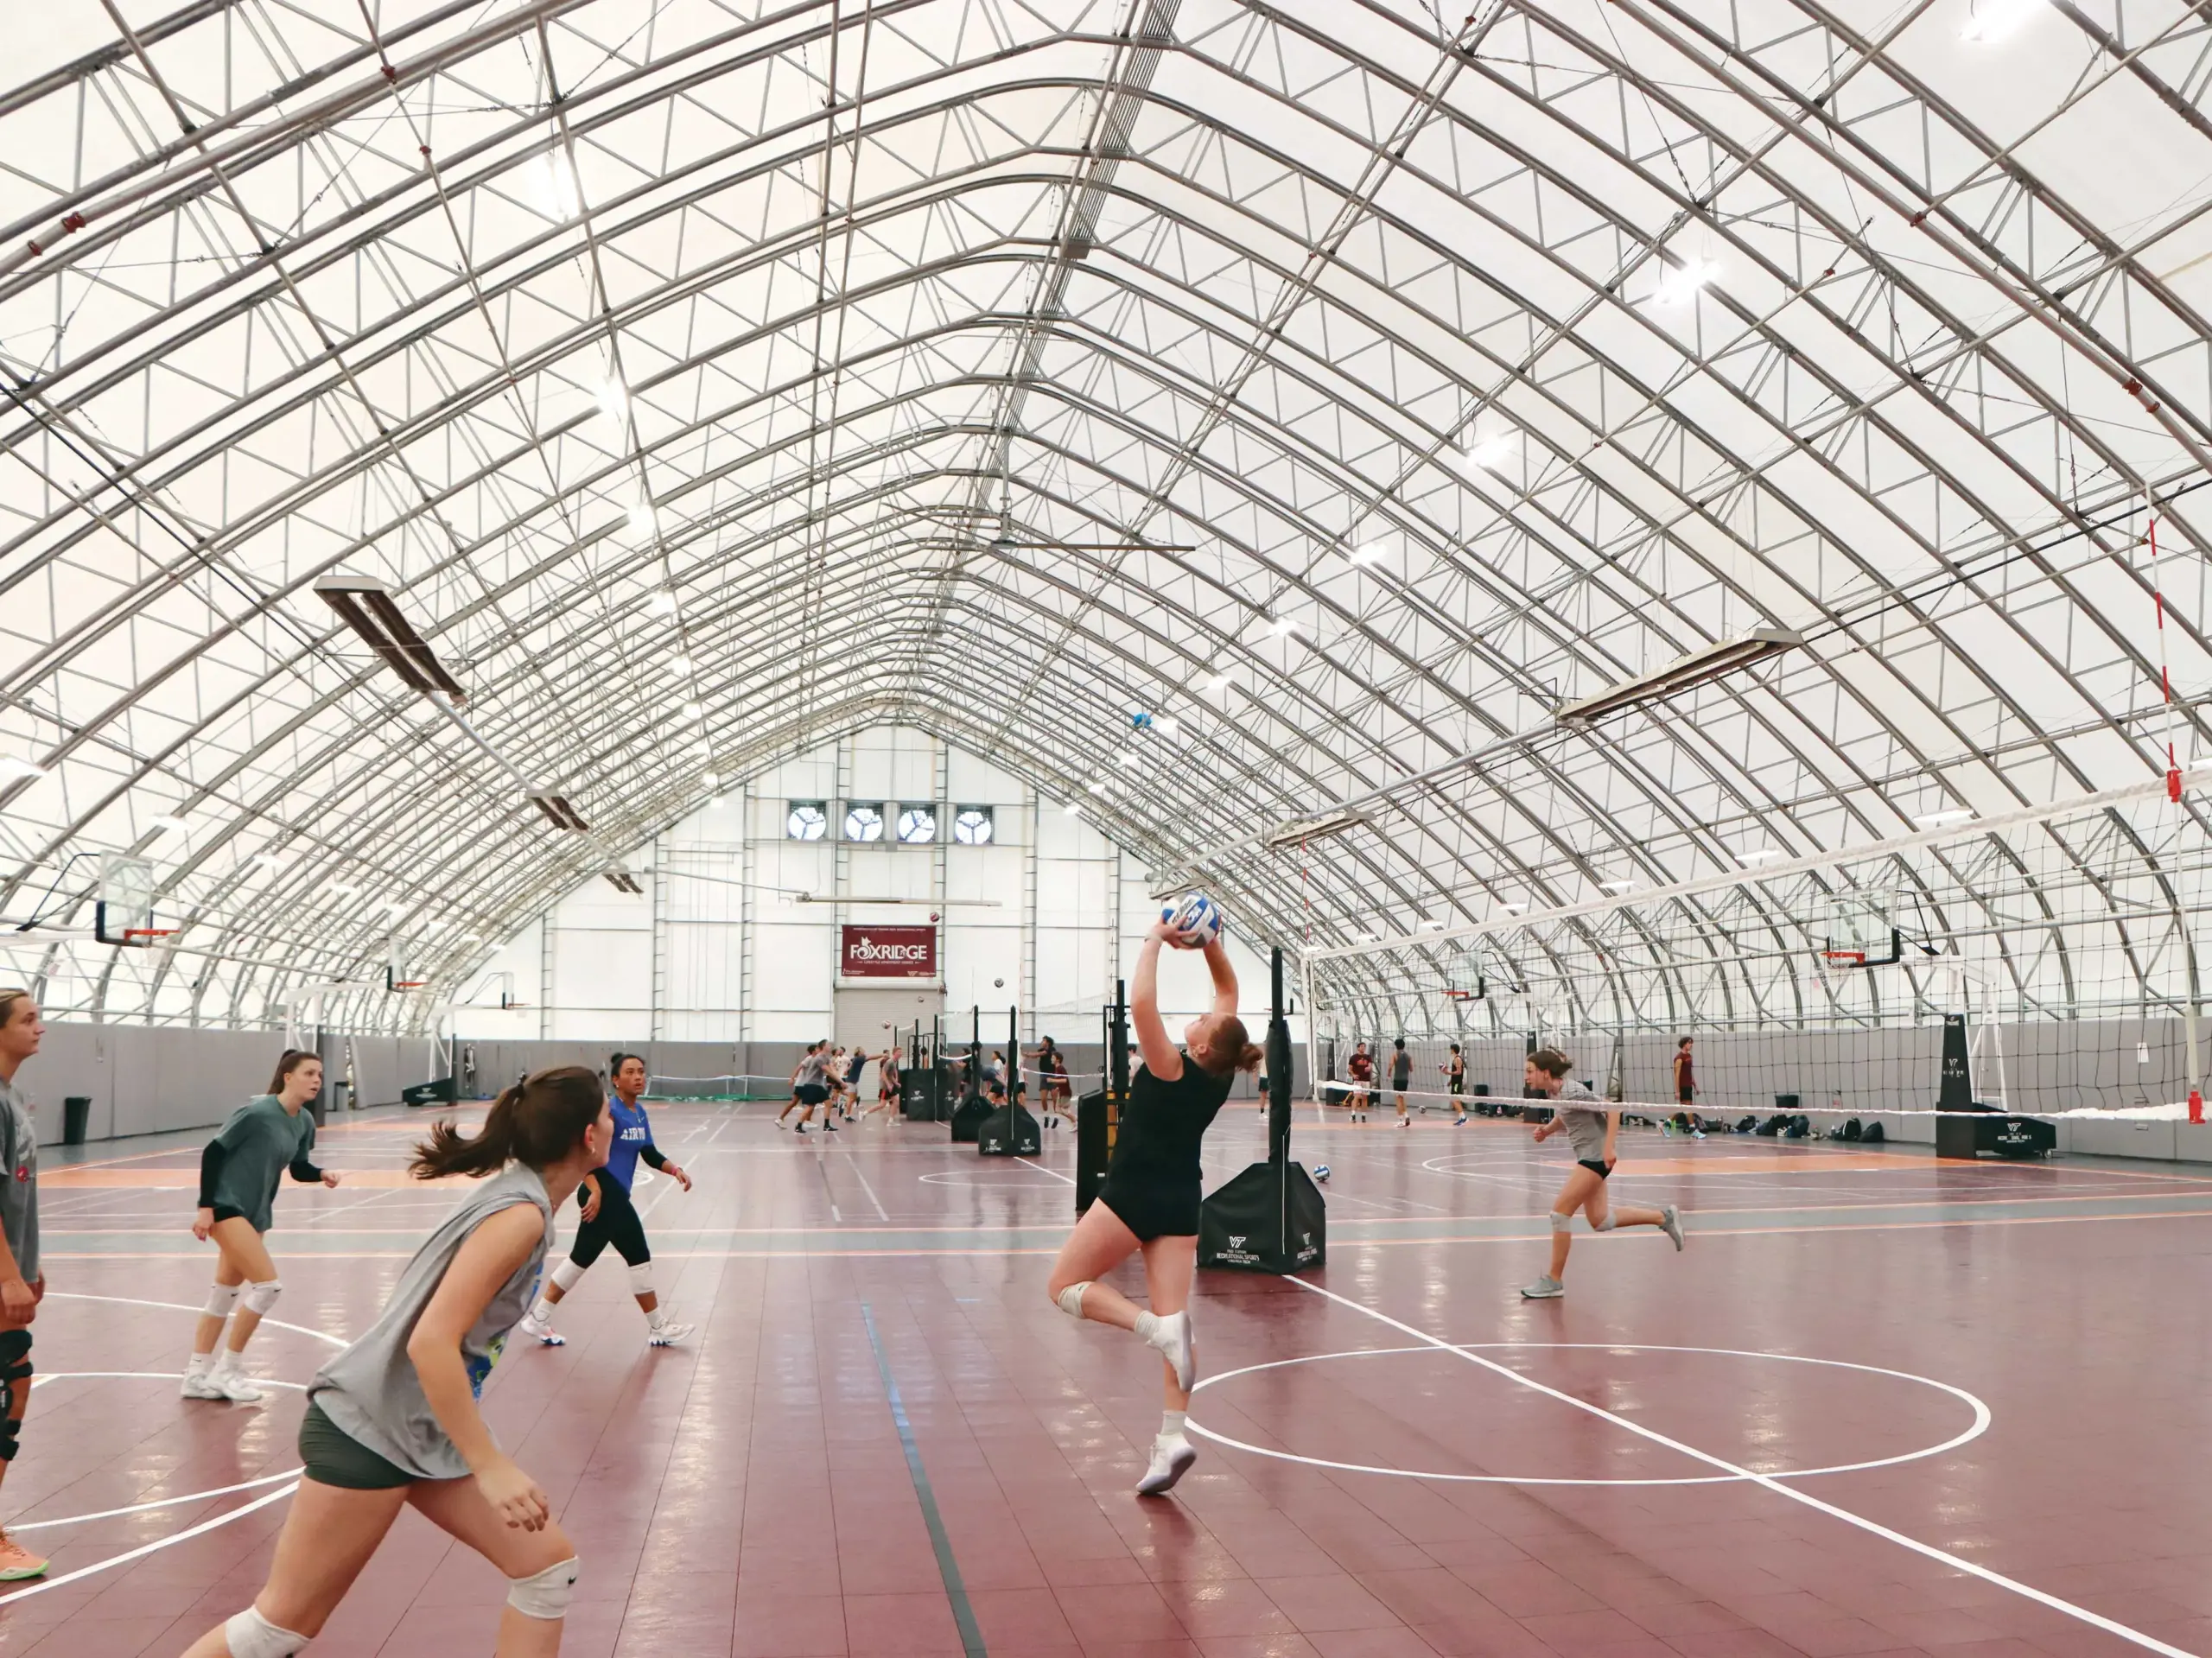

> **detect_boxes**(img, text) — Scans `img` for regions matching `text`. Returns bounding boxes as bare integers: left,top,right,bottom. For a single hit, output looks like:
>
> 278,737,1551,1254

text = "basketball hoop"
1821,949,1867,969
120,927,175,950
1443,988,1477,1001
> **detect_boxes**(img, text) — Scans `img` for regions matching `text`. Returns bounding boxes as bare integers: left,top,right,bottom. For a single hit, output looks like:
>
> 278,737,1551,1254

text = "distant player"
1444,1044,1467,1125
185,1050,341,1403
1520,1048,1684,1299
1389,1038,1414,1128
1345,1041,1375,1122
520,1053,694,1348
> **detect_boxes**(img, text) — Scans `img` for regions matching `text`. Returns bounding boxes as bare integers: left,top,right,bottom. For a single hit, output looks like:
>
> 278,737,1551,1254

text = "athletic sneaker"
823,1120,839,1133
1135,1434,1198,1496
794,1122,810,1135
648,1321,695,1348
1452,1113,1468,1126
205,1364,266,1403
1691,1128,1707,1140
0,1531,48,1581
179,1368,228,1401
1397,1116,1410,1129
1660,1205,1685,1251
1140,1309,1196,1394
1660,1121,1674,1137
1520,1275,1564,1299
518,1309,566,1346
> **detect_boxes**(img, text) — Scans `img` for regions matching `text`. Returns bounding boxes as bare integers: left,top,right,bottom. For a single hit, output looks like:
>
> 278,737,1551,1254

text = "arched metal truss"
3,0,2211,1036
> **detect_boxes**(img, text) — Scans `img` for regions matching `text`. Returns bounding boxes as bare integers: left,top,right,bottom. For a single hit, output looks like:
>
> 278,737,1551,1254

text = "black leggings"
571,1175,650,1270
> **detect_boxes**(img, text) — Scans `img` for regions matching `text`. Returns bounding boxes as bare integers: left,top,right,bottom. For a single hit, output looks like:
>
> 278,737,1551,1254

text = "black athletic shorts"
571,1173,650,1269
1577,1159,1611,1181
299,1401,414,1490
1095,1180,1201,1243
1677,1086,1695,1104
1449,1076,1464,1095
795,1083,829,1105
210,1204,248,1226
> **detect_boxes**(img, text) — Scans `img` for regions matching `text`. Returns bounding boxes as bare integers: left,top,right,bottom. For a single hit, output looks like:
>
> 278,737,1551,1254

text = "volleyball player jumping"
519,1053,693,1349
1520,1048,1684,1299
185,1050,341,1403
1046,916,1260,1496
183,1067,611,1658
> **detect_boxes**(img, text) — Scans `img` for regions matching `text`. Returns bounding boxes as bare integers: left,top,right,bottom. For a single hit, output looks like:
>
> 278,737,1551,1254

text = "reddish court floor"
1,1101,2209,1658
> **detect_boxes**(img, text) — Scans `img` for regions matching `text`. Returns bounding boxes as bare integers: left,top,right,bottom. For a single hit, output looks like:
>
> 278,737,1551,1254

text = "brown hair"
0,990,32,1031
1527,1048,1573,1078
1192,1013,1264,1078
265,1048,321,1096
410,1065,603,1180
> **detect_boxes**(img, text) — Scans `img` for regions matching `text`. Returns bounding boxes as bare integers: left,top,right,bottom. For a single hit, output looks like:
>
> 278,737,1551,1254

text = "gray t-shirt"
797,1051,831,1088
309,1162,552,1480
1554,1077,1609,1161
207,1096,317,1232
0,1077,36,1282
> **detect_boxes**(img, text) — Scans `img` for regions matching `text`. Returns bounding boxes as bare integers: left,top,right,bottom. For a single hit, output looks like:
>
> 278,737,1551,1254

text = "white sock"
212,1350,240,1375
1133,1310,1161,1344
186,1351,211,1375
646,1307,668,1331
530,1296,555,1323
1161,1409,1187,1440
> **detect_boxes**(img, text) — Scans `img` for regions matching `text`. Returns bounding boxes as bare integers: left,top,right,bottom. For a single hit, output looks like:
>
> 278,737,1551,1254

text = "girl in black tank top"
1045,917,1259,1499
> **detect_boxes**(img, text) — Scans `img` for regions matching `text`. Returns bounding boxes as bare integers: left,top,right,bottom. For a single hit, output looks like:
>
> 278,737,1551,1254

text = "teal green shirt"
201,1096,319,1232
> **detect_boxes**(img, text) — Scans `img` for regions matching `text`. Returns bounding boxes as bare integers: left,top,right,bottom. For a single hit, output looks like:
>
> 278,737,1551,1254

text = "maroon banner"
840,924,938,980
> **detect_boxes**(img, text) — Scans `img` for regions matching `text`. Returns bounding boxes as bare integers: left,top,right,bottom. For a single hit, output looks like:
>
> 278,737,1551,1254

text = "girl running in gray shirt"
182,1066,613,1658
184,1049,340,1403
1520,1048,1685,1299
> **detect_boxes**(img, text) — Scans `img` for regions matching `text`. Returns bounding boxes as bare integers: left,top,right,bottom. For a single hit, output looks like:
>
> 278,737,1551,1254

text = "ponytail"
410,1064,603,1180
1195,1014,1265,1078
1528,1048,1573,1078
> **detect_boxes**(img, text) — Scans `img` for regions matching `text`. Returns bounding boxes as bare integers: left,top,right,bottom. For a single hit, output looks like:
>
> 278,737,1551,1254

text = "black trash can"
62,1096,90,1146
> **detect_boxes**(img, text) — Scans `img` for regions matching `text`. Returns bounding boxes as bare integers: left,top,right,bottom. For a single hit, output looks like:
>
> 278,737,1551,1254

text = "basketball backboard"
1822,889,1901,966
94,854,164,947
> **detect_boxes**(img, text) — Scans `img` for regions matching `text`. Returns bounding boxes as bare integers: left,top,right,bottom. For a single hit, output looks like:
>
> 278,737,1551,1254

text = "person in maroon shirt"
1345,1042,1375,1123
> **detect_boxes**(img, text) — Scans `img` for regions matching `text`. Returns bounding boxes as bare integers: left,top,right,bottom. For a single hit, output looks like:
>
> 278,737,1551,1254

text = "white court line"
9,1465,302,1532
1285,1276,2195,1657
1014,1156,1075,1186
0,1480,297,1602
842,1148,893,1219
45,1292,348,1348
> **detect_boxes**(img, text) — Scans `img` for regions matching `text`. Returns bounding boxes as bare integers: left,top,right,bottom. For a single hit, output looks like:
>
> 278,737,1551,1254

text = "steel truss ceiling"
3,0,2211,1032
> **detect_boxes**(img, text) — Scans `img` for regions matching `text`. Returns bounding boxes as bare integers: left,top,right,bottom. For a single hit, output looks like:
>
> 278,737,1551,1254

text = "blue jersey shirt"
601,1096,658,1193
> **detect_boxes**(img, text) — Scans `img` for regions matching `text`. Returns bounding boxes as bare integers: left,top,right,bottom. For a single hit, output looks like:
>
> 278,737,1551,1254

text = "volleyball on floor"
1161,893,1224,947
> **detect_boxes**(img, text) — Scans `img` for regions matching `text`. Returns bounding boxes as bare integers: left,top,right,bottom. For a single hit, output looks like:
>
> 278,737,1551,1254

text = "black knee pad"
0,1329,32,1461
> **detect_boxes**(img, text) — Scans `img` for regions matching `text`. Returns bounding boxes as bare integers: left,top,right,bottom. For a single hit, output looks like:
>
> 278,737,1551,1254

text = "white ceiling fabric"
3,0,2209,1031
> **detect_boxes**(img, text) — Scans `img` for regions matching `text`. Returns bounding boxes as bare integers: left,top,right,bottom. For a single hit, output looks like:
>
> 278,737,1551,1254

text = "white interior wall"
451,726,1300,1050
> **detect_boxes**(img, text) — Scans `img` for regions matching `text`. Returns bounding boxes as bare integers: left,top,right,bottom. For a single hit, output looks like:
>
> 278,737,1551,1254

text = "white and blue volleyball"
1160,892,1224,948
1313,1164,1330,1183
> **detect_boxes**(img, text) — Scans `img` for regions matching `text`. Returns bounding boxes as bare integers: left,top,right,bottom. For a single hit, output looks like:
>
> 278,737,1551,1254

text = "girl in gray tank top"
181,1066,614,1658
1520,1048,1686,1301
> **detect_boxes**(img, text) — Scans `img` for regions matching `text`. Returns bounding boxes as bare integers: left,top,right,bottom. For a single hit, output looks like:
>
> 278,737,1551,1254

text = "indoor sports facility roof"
4,0,2212,1033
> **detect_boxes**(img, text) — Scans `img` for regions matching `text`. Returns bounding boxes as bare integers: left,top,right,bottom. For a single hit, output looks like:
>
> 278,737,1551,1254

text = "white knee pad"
627,1263,654,1299
225,1604,310,1658
550,1259,586,1294
1587,1212,1617,1232
506,1555,580,1620
202,1282,242,1319
1055,1281,1091,1319
1548,1211,1573,1233
239,1280,283,1316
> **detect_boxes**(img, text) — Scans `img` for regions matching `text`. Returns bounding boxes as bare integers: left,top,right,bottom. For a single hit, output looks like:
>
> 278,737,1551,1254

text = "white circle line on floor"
9,1458,305,1532
917,1171,1065,1187
45,1290,349,1347
1185,1340,1990,1485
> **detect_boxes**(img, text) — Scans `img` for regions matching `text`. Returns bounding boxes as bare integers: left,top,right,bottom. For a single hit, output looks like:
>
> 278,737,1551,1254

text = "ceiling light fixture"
628,502,658,539
1654,257,1720,305
315,575,468,702
1064,802,1082,816
1914,808,1974,827
1598,879,1636,893
670,655,693,675
683,702,704,720
148,815,188,835
1455,432,1518,473
1962,0,2041,41
1349,542,1385,564
1265,808,1368,848
1555,628,1802,723
645,588,678,617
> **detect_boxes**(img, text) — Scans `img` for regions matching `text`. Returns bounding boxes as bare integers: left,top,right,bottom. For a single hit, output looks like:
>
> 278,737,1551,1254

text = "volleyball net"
1298,772,2212,1137
645,1073,800,1102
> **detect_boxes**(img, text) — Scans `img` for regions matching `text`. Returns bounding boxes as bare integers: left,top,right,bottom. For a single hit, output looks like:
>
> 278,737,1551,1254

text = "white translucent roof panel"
1,0,2209,1032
